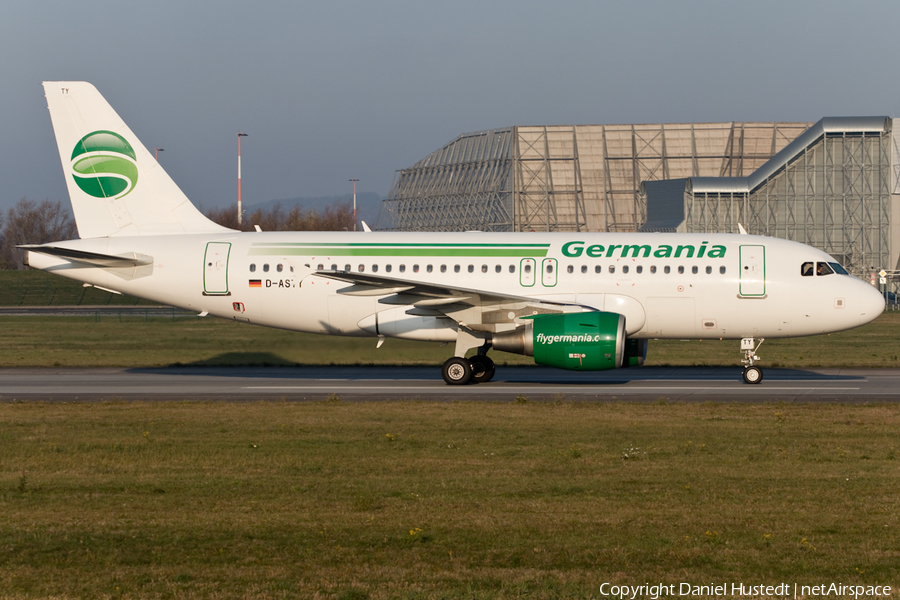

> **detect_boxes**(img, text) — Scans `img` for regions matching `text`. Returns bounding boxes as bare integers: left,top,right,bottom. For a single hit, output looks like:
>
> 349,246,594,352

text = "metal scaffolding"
382,122,810,232
381,129,515,232
515,126,586,232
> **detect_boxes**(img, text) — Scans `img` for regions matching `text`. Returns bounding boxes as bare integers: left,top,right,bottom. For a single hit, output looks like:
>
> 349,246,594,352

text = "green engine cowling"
493,311,646,371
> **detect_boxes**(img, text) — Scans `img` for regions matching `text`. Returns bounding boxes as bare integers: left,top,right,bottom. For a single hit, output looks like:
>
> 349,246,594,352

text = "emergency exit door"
203,242,231,296
739,245,765,297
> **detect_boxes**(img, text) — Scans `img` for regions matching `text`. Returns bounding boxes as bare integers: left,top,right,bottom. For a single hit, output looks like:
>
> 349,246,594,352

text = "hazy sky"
3,0,899,215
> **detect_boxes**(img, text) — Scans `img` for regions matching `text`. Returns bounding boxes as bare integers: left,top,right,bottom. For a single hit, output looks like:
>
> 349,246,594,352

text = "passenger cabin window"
524,264,532,273
399,265,405,273
358,264,365,272
372,264,378,272
801,262,814,277
692,266,698,274
385,264,392,273
595,265,602,274
509,265,516,273
567,265,574,274
454,265,461,273
427,265,433,273
344,264,351,272
664,266,671,274
581,265,588,274
277,264,283,272
609,265,615,274
622,266,629,274
720,266,726,274
249,264,256,272
440,265,447,273
264,264,271,272
677,266,684,274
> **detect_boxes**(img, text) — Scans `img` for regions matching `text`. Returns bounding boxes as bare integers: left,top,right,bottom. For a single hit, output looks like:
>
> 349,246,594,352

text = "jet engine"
492,312,646,371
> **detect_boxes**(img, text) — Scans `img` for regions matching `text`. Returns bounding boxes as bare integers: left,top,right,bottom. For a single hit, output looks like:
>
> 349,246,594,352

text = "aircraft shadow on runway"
130,357,866,384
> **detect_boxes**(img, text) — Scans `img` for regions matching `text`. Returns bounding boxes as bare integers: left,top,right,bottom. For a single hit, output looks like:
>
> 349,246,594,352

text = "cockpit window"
801,262,813,277
829,262,849,275
816,262,834,276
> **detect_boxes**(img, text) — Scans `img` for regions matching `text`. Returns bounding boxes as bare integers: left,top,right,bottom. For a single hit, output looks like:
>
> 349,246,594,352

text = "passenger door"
739,245,765,297
203,242,231,296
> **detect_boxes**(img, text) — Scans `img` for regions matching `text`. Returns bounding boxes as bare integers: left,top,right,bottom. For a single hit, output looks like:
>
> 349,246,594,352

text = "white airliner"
24,82,885,385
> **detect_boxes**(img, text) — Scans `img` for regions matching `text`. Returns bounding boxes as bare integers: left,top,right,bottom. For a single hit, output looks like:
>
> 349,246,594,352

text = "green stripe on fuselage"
251,242,551,248
248,243,550,258
249,247,549,257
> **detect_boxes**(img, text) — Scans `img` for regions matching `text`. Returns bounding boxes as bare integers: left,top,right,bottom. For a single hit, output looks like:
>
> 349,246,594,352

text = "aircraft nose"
855,280,885,324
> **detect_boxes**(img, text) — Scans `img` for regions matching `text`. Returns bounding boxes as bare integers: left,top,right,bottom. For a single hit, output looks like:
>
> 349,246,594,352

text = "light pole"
237,133,248,227
154,148,164,161
349,178,359,231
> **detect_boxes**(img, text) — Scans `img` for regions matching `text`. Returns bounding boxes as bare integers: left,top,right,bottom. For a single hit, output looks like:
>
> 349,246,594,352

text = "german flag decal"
249,279,262,288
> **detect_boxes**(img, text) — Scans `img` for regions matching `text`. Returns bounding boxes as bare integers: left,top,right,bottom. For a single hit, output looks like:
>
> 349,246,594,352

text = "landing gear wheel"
470,355,496,383
442,357,473,385
742,366,763,384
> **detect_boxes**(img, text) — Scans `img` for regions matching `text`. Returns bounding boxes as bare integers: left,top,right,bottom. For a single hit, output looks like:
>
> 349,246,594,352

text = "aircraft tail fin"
43,82,233,238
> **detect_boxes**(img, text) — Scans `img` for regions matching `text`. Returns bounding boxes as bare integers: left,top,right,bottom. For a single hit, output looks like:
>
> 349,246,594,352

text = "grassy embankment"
1,401,898,599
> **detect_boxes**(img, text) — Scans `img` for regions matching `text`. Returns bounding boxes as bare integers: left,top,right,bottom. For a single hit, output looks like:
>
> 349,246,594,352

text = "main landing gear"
441,353,496,385
442,329,496,385
741,337,764,384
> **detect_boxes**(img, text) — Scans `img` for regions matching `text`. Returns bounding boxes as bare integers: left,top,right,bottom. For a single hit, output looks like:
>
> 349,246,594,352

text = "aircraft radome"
23,82,886,385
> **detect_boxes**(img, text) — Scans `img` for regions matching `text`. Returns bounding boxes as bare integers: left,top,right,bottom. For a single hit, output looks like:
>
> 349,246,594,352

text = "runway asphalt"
1,365,899,402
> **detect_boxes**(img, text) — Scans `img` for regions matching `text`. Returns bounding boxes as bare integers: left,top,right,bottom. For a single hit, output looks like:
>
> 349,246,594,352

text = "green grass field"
1,401,898,599
2,274,900,598
0,270,155,307
1,311,899,369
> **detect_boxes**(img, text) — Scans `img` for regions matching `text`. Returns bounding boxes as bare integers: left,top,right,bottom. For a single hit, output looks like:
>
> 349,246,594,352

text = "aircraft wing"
315,270,592,333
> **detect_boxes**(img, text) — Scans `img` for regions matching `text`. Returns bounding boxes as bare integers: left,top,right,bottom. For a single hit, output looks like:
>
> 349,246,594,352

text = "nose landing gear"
741,337,764,384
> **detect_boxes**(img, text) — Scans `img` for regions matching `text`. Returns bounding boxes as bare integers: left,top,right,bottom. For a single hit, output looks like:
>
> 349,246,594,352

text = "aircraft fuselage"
26,230,884,342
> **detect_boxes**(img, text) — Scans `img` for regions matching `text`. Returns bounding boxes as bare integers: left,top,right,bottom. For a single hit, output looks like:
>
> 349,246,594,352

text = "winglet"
738,223,748,235
361,221,372,232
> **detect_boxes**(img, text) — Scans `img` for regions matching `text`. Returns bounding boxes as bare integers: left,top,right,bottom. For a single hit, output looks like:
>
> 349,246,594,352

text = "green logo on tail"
70,131,138,199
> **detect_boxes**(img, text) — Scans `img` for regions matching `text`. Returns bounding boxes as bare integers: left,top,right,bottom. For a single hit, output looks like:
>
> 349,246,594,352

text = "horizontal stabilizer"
19,245,153,267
